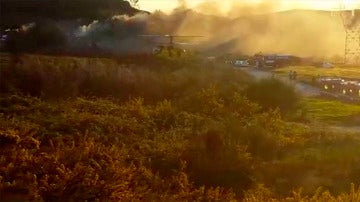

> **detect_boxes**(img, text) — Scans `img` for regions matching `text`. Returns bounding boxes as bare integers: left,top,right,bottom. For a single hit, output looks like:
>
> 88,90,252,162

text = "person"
254,52,264,69
288,70,293,80
293,71,297,80
176,48,183,57
167,46,174,57
91,41,99,50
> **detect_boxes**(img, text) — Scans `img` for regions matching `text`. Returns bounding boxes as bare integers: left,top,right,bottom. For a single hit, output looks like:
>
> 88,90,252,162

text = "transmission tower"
344,26,360,64
339,2,360,64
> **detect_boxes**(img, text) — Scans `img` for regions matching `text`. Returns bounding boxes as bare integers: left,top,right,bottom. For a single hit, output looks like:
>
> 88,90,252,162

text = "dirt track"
240,67,360,102
240,67,321,97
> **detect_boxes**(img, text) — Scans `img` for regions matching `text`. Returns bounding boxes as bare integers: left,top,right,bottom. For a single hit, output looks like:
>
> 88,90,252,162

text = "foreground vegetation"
1,54,360,201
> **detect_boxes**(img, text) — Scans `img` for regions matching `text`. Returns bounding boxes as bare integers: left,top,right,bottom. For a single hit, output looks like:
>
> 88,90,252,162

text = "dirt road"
241,67,321,97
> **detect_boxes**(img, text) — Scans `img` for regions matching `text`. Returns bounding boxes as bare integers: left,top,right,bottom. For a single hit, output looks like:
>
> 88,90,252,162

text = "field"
274,65,360,82
300,98,360,125
1,53,360,201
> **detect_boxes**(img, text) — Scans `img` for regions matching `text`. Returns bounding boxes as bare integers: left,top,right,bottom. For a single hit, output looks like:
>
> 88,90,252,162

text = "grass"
1,53,250,101
273,65,360,83
301,98,360,125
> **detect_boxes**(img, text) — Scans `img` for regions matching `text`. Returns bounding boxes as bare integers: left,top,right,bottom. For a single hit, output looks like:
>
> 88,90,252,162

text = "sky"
139,0,360,14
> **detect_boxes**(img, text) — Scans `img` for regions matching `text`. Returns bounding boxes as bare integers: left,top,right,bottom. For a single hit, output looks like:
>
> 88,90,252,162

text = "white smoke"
111,13,148,21
21,22,36,32
76,20,101,37
71,13,151,53
75,13,149,38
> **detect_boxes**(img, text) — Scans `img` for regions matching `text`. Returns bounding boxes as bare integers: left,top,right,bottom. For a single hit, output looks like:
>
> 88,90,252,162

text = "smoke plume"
165,0,349,58
71,13,150,53
2,0,354,58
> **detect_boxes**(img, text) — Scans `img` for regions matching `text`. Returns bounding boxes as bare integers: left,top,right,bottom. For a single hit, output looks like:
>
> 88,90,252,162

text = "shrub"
245,78,299,113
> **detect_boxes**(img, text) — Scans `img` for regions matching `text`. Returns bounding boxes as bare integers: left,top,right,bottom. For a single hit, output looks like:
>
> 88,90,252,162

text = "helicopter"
138,34,203,57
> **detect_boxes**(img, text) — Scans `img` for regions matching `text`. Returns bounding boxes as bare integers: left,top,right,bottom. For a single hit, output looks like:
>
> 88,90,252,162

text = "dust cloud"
31,0,355,57
170,0,349,58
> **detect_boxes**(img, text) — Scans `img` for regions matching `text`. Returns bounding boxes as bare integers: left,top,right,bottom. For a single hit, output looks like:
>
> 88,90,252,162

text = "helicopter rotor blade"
169,35,204,38
154,42,195,45
173,42,196,46
138,34,164,37
138,34,204,38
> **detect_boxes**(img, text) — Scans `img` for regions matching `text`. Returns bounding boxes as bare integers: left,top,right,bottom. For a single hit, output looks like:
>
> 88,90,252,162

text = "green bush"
245,78,299,113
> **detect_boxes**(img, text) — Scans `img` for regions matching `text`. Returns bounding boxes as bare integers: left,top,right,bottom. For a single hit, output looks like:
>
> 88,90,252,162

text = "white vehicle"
234,59,249,67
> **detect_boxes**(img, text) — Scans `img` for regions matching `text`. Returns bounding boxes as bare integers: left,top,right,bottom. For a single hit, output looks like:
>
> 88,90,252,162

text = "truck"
250,53,301,68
